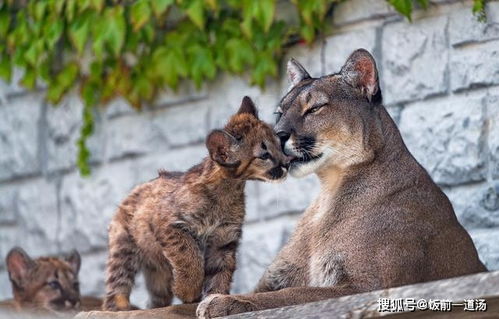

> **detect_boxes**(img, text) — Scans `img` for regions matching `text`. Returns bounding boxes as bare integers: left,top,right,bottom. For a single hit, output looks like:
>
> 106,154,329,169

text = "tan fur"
1,247,102,315
103,97,289,311
196,49,487,318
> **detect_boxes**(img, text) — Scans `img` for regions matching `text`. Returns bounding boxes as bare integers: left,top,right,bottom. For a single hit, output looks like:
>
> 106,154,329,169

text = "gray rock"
152,100,209,147
486,92,499,179
382,15,448,105
449,2,499,47
469,228,499,271
0,269,11,300
45,95,105,172
323,28,378,74
106,111,166,160
232,215,299,294
450,40,499,92
0,69,28,102
258,175,319,220
399,94,486,186
332,0,395,26
0,185,17,225
58,160,138,253
78,250,108,298
0,94,43,181
444,183,499,229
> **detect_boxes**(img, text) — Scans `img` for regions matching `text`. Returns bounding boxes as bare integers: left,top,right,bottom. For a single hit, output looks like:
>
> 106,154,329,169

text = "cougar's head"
275,49,382,177
6,247,82,313
206,96,289,182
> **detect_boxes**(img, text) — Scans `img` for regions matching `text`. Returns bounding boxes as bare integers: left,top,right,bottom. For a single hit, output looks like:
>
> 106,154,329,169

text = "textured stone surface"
232,215,299,294
449,2,499,46
450,40,499,92
470,228,499,271
382,15,448,105
399,94,486,186
333,0,395,26
488,92,499,179
444,183,499,229
0,94,42,181
258,175,319,220
324,28,378,73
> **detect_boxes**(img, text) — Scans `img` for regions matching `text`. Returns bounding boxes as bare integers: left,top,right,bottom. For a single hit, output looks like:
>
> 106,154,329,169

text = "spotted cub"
103,96,289,311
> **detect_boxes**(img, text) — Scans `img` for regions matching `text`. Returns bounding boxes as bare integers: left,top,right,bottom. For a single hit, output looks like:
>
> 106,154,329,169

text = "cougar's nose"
277,131,291,149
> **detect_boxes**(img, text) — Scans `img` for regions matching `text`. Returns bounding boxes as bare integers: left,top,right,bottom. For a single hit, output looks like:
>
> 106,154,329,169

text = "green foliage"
0,0,486,176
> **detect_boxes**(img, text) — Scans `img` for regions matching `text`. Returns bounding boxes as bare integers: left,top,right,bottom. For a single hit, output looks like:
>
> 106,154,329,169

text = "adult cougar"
196,49,487,318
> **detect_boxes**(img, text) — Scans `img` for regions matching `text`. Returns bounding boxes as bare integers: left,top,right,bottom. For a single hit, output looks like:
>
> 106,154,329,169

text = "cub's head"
207,96,289,182
275,49,382,177
6,247,82,313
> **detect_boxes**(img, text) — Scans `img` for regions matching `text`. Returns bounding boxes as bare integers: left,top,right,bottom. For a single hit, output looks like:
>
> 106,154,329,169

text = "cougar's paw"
196,294,257,319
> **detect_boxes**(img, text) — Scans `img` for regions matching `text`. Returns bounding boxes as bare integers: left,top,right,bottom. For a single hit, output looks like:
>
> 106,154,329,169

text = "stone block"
399,94,486,185
444,183,499,230
58,160,138,253
449,2,499,46
0,94,43,181
232,215,299,294
488,92,499,179
469,228,499,271
382,15,448,105
332,0,395,26
258,175,319,220
152,100,209,147
450,40,499,92
323,28,378,74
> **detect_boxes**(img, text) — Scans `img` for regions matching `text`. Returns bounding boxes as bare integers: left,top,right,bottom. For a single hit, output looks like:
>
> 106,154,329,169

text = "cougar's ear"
6,247,35,287
237,96,259,119
206,130,241,168
340,49,379,102
287,58,311,87
65,249,81,275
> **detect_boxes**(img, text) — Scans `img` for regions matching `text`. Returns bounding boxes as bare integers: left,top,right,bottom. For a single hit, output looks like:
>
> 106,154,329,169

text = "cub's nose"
277,131,291,149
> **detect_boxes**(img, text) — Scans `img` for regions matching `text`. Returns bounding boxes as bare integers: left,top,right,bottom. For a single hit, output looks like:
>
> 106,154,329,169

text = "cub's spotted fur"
1,247,102,314
103,97,289,311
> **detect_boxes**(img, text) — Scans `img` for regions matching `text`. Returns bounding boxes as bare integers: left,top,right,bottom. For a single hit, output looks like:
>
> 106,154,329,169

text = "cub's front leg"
159,225,204,303
203,229,240,296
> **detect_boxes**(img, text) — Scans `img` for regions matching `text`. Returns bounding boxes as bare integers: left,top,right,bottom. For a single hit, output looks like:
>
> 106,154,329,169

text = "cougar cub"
103,96,289,311
2,247,101,314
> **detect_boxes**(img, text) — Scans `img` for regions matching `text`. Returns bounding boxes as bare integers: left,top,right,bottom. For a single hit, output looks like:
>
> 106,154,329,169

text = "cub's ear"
287,58,311,87
237,96,259,119
206,130,241,168
6,247,35,287
65,249,81,275
340,49,379,102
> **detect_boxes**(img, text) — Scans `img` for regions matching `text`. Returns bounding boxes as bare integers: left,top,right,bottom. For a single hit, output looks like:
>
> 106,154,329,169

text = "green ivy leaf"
131,0,152,31
256,0,275,32
105,7,126,56
472,0,487,22
188,44,216,88
226,38,255,73
186,0,205,29
90,0,104,12
69,13,90,54
0,55,12,82
388,0,413,21
151,0,174,18
45,20,63,49
20,68,37,89
0,9,10,37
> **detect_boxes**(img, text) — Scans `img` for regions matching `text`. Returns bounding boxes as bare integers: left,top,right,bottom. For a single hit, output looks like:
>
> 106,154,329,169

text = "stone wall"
1,0,499,308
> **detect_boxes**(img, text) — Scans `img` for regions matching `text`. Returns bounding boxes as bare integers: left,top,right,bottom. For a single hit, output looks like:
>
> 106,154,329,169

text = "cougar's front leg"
202,239,238,296
159,225,204,303
196,285,358,319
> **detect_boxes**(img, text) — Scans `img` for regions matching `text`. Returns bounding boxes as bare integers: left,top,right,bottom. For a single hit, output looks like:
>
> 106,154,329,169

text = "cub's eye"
259,153,271,160
48,281,61,290
261,142,267,150
305,103,327,115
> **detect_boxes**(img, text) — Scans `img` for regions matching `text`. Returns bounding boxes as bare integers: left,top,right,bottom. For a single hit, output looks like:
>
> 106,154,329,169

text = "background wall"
1,0,499,307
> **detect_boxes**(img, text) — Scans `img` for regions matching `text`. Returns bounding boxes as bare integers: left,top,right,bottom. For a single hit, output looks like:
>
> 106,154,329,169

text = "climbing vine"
0,0,488,176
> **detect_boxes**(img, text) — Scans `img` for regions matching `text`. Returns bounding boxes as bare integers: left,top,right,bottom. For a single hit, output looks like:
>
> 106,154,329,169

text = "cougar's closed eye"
304,103,327,116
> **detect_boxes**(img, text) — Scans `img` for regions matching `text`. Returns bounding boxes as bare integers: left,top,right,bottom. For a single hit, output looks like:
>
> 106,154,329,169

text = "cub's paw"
103,294,132,311
174,283,202,304
196,294,257,319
